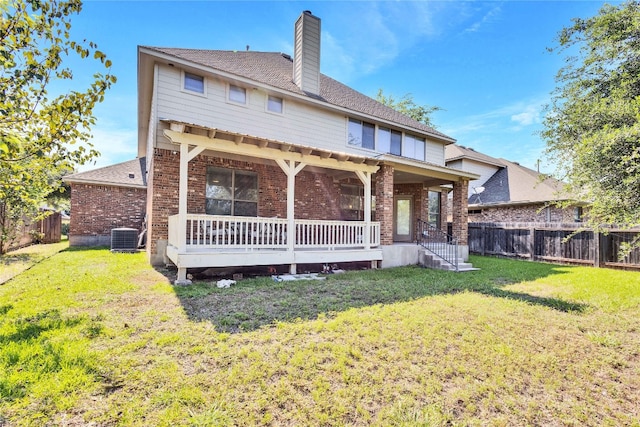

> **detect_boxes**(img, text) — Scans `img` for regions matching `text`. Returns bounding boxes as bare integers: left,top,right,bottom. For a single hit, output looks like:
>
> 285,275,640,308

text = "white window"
404,134,426,161
377,127,402,155
229,85,247,104
183,72,205,95
267,95,283,113
348,118,375,150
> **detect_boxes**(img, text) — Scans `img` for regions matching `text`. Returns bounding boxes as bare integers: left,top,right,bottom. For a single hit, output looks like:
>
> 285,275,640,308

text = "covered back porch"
160,120,383,284
155,121,476,283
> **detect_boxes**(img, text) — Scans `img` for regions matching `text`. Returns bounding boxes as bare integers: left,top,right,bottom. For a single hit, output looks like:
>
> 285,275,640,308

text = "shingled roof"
468,158,567,206
64,158,147,189
445,144,505,167
141,47,454,143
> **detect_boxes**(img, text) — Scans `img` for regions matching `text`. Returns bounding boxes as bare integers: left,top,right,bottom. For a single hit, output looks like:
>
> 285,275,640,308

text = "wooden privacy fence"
6,211,62,252
468,222,640,270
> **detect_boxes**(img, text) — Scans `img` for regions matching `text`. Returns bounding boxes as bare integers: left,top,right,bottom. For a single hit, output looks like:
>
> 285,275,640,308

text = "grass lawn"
1,248,639,426
0,240,69,285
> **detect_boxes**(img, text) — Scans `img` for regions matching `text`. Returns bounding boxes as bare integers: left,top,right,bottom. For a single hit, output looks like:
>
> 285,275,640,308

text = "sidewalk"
0,240,69,284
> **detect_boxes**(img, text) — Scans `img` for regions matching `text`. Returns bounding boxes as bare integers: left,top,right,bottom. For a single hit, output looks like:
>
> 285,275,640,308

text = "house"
66,11,479,283
445,144,586,223
64,158,147,246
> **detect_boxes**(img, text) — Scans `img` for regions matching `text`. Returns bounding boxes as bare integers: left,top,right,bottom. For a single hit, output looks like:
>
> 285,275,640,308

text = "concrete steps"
419,248,479,272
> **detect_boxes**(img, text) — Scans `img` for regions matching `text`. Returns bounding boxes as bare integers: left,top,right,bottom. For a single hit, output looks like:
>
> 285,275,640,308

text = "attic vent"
111,228,138,252
128,173,135,179
281,53,292,61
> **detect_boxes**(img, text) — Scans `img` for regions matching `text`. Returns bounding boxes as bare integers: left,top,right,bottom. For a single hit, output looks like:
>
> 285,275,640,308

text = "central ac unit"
111,228,138,252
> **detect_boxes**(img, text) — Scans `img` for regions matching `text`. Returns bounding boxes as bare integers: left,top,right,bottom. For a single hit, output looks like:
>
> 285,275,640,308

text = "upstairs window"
348,118,375,150
404,134,426,161
206,167,258,216
377,127,402,156
183,72,205,94
229,85,247,104
267,95,283,113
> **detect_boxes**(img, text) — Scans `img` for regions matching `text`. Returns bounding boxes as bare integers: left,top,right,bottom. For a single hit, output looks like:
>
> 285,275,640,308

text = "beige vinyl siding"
425,140,445,166
154,65,347,152
152,65,452,163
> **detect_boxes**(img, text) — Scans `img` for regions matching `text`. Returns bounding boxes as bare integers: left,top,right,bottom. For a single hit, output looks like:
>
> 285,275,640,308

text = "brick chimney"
293,10,321,96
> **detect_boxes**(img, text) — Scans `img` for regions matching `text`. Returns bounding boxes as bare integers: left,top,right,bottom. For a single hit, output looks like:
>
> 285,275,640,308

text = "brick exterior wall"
148,148,357,262
375,164,394,245
146,150,463,261
468,203,579,223
69,183,147,246
451,179,469,245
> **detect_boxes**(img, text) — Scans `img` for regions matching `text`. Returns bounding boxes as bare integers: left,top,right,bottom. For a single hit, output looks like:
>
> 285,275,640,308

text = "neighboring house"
445,144,586,223
64,158,147,246
68,11,479,282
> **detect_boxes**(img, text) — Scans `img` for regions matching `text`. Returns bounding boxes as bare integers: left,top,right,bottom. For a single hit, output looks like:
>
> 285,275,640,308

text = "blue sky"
63,0,611,172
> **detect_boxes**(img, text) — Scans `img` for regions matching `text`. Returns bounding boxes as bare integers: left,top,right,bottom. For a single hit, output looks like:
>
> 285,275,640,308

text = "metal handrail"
416,219,459,271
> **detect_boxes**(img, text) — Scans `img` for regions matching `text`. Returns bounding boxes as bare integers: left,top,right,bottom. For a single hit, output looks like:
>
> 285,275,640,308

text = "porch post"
452,178,469,245
175,142,206,285
176,142,190,284
355,171,371,249
375,164,394,245
275,159,306,274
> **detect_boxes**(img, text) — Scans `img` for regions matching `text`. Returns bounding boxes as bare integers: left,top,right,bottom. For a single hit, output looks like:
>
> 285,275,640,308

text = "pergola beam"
163,129,379,174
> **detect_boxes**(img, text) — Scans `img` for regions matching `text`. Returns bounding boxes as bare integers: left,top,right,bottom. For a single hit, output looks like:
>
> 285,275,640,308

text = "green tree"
0,0,115,252
542,1,640,241
376,89,442,128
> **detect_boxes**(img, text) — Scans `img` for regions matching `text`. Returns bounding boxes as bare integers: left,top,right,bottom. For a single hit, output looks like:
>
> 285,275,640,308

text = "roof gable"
445,144,505,167
141,47,454,143
470,158,567,205
64,158,147,188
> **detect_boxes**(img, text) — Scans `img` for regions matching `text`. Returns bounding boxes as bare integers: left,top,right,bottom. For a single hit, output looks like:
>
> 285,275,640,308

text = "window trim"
574,206,583,222
340,184,364,220
427,190,441,228
404,134,426,162
205,167,258,217
347,118,375,151
181,70,206,97
227,84,248,106
266,94,284,114
377,127,402,156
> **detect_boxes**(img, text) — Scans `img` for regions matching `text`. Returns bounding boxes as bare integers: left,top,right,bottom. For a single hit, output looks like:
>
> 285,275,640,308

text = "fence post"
593,231,601,268
481,224,486,256
529,227,535,261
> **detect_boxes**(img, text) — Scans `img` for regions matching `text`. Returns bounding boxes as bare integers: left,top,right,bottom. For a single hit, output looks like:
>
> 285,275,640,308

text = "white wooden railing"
168,214,380,250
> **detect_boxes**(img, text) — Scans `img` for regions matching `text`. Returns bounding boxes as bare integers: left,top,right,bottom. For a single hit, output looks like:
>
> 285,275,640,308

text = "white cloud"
439,96,549,166
464,4,503,33
78,126,138,172
319,2,475,83
511,104,542,127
